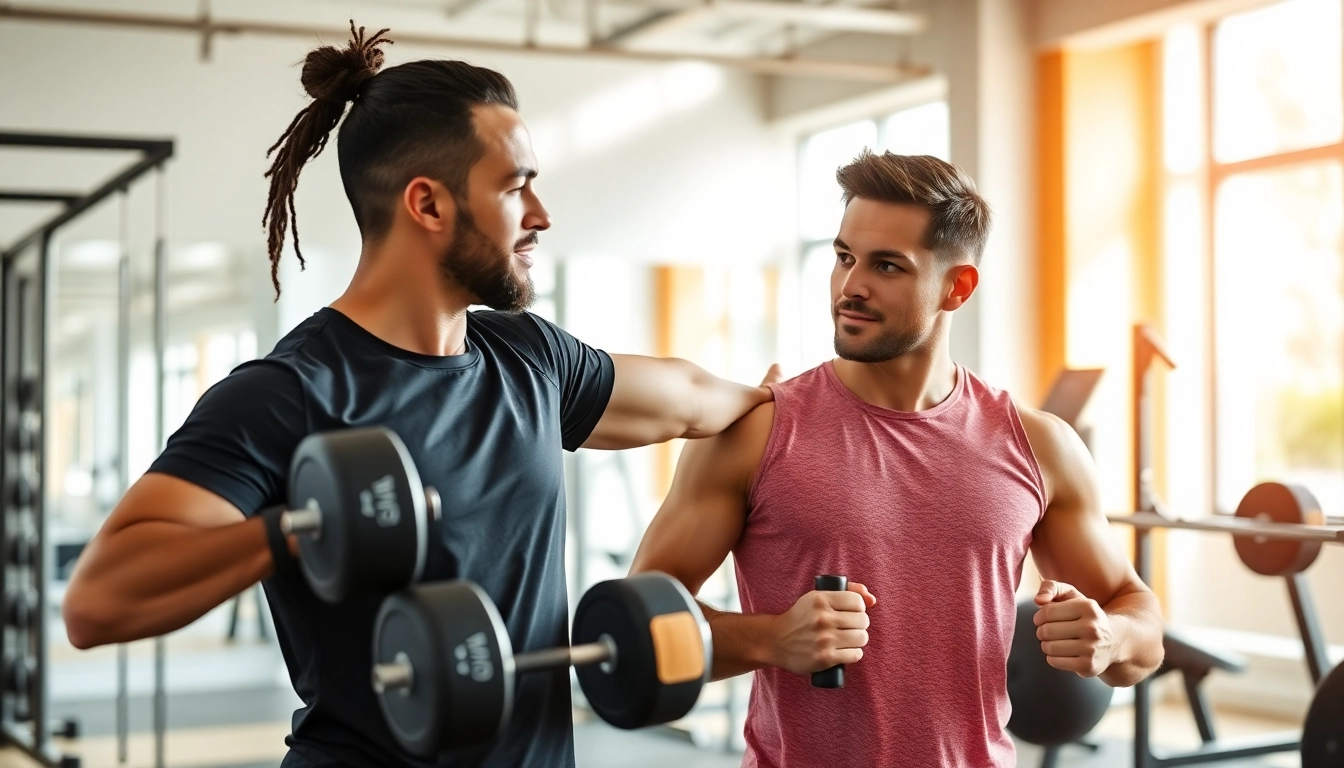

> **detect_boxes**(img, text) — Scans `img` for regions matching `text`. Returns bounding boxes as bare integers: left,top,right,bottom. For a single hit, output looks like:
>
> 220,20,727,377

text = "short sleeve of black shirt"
148,360,309,517
473,312,614,451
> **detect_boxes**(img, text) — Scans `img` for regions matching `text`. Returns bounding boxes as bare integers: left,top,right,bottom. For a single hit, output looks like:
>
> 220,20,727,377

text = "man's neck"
831,336,958,413
329,243,474,357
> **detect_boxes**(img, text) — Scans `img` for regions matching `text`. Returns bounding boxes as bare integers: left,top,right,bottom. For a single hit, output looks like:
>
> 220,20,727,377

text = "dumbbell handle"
371,635,618,695
281,486,443,539
812,574,847,689
515,635,617,674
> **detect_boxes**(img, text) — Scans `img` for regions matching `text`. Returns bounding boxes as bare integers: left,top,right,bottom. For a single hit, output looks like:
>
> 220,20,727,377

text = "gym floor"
0,688,1309,768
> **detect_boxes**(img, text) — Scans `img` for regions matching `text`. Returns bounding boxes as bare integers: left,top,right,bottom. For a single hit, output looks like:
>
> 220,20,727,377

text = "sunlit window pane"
880,102,950,161
799,242,836,370
1213,0,1343,163
798,120,877,242
1213,162,1344,513
1163,24,1204,174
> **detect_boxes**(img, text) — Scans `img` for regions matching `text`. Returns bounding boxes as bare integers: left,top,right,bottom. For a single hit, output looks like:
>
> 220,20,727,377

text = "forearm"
683,365,770,439
699,601,778,681
64,517,275,648
1100,590,1165,687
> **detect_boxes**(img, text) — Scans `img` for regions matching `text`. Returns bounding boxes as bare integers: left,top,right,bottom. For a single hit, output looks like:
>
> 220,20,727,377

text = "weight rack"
0,132,173,768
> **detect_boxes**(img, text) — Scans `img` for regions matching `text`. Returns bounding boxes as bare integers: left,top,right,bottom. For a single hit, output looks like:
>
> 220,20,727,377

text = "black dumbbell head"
373,581,514,757
288,427,429,602
572,572,710,730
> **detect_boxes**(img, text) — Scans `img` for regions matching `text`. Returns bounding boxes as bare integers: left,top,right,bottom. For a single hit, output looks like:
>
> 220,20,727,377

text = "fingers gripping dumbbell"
278,427,441,602
370,572,712,757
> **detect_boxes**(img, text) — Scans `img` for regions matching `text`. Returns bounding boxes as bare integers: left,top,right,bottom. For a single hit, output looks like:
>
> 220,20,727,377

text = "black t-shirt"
148,308,615,768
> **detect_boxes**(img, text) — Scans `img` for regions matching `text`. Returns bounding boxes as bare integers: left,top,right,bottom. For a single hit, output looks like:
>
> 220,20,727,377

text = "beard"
439,209,536,313
832,299,929,363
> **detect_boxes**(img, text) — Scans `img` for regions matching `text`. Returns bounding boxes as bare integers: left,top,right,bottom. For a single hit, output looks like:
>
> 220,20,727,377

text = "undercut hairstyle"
835,150,992,266
262,22,518,298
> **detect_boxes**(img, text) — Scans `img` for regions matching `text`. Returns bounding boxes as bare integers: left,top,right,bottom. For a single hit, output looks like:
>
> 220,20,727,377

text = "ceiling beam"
0,3,929,82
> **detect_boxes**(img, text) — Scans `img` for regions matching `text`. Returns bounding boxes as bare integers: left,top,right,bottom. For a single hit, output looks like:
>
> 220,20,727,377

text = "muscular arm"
629,403,871,681
62,474,276,649
580,356,776,450
1020,407,1165,687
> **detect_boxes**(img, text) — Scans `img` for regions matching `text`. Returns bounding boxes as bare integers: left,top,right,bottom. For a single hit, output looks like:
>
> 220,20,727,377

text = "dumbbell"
277,426,441,603
371,572,711,757
812,574,848,689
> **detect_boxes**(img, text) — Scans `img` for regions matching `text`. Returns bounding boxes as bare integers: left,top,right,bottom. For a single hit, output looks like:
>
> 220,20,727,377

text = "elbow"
62,585,119,650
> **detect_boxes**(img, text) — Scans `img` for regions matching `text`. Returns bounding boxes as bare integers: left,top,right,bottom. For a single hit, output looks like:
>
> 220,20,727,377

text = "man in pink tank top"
630,152,1165,767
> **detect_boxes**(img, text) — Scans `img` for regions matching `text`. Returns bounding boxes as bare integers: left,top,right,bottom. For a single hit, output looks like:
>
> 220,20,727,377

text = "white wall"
0,18,793,343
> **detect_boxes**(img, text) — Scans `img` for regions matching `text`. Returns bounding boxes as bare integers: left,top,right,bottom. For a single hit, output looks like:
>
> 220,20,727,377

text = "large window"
1163,0,1344,516
795,101,951,369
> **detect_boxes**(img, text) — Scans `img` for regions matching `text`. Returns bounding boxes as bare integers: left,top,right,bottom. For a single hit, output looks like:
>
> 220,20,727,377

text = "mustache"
514,231,539,251
834,299,883,321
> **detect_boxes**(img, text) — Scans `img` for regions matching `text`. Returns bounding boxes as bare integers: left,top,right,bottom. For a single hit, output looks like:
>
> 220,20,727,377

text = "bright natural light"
1213,162,1344,513
1213,0,1343,163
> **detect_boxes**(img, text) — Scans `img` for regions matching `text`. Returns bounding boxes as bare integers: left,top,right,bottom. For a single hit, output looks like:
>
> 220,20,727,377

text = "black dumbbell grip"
812,574,847,689
515,636,616,675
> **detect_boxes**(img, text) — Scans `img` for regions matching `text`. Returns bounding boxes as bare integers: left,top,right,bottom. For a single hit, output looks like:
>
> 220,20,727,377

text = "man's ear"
401,177,458,234
942,264,979,310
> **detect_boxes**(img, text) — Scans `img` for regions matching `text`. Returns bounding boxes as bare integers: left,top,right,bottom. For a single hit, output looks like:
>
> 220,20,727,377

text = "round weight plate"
1233,482,1324,576
3,654,34,694
1302,662,1344,767
373,581,513,757
7,475,34,509
572,572,710,730
9,531,36,568
1006,599,1113,745
7,422,35,454
6,589,37,628
289,426,428,602
16,378,37,410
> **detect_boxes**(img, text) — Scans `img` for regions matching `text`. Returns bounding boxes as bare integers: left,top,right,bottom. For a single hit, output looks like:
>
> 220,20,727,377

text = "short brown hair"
836,150,991,266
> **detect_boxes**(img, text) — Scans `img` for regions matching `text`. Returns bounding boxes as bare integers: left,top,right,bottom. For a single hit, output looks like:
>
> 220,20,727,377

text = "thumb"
1036,580,1083,604
759,363,783,387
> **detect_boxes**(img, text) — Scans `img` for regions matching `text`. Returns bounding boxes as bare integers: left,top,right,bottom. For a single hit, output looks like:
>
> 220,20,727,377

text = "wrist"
753,612,784,669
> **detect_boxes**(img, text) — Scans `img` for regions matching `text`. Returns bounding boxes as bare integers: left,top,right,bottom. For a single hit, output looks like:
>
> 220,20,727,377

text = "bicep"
1028,417,1144,602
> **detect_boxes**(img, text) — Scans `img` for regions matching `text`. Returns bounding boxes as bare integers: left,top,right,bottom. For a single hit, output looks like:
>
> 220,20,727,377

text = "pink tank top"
734,361,1046,768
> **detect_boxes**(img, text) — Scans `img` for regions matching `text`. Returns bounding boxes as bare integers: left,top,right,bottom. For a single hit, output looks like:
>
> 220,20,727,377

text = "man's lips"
836,309,878,322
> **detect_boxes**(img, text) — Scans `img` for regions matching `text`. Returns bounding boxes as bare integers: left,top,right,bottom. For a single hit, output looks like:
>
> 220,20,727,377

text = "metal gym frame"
1,131,173,768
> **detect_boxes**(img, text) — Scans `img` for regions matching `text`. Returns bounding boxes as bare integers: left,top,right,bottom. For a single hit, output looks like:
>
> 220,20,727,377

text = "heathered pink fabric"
734,361,1046,768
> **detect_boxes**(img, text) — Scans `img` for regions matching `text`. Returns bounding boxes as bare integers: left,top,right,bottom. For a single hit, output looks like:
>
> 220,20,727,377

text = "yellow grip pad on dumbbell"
649,611,704,685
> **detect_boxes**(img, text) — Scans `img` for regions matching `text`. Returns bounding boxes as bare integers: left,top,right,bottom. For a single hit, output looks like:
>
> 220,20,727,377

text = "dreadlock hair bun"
262,21,392,298
301,27,387,104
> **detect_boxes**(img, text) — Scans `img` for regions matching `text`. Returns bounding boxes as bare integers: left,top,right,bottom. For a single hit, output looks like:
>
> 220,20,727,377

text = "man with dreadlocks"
63,24,777,768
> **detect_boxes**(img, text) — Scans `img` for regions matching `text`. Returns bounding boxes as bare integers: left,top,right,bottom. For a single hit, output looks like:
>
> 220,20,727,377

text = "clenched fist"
1034,580,1117,678
770,582,876,676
